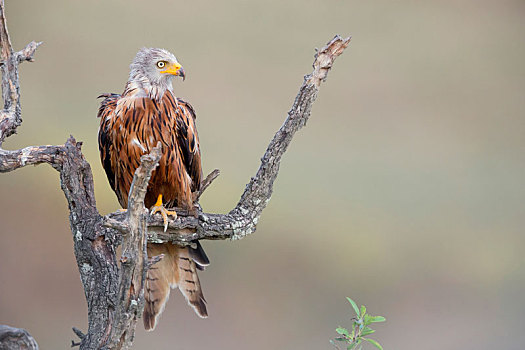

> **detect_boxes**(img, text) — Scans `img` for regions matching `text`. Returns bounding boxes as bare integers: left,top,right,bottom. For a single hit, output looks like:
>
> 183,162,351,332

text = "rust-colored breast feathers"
98,91,202,209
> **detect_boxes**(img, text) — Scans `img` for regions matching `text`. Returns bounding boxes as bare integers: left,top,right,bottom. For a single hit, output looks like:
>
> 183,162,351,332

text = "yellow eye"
157,61,166,69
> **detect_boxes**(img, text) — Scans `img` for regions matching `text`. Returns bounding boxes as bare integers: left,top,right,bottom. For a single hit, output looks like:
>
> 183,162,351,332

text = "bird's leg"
150,194,177,232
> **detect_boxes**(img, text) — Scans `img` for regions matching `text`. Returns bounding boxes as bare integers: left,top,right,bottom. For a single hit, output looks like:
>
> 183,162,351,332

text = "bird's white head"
128,48,185,95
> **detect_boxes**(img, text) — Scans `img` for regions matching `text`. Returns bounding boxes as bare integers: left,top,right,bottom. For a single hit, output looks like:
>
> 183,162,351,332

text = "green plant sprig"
330,297,386,350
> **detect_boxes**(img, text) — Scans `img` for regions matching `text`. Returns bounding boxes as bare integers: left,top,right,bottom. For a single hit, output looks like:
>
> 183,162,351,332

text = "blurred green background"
1,0,524,349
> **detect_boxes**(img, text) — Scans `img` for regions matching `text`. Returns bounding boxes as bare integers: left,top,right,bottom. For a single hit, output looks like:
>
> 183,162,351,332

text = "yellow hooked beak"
160,62,185,81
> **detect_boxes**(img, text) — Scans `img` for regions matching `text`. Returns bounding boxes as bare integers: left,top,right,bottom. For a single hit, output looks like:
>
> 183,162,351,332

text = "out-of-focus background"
1,0,524,349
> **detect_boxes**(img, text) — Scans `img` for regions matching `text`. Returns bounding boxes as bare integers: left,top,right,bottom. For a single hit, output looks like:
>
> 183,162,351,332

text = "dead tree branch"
0,0,351,347
0,0,41,145
0,325,39,350
106,145,162,349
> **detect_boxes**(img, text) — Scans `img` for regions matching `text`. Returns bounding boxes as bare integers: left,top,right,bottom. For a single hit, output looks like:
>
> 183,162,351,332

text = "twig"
71,327,85,348
72,327,86,340
193,168,221,201
147,253,164,268
16,40,42,62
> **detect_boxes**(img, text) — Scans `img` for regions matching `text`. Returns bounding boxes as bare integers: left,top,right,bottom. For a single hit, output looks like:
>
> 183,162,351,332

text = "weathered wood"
0,0,351,347
106,145,162,349
0,325,39,350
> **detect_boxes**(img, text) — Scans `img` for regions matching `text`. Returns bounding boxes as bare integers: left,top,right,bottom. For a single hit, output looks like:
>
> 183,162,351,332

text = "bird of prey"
97,48,209,330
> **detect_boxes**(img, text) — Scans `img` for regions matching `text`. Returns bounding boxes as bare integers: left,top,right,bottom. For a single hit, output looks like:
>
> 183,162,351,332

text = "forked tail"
143,241,209,331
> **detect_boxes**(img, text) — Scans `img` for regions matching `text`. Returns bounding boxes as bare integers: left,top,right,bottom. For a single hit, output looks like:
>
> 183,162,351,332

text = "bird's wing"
171,95,202,192
97,93,128,206
97,93,161,208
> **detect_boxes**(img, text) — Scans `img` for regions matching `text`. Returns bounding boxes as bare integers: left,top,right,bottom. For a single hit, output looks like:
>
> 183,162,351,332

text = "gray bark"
0,325,38,350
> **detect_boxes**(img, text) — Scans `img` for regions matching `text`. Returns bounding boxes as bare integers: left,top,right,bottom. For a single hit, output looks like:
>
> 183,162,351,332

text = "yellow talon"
150,194,177,232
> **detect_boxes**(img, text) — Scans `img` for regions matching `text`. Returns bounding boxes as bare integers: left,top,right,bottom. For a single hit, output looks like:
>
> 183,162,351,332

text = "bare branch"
193,168,220,201
0,0,41,145
103,217,130,233
107,145,162,349
147,254,164,268
72,327,86,340
0,1,13,58
16,41,42,63
0,325,39,350
0,144,64,172
70,327,85,348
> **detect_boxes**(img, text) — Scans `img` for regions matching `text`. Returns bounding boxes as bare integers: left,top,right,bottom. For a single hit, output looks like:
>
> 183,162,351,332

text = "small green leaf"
360,305,367,317
333,337,347,342
361,327,375,336
347,297,360,316
369,316,386,323
347,343,357,350
336,327,349,336
363,338,383,350
363,314,371,326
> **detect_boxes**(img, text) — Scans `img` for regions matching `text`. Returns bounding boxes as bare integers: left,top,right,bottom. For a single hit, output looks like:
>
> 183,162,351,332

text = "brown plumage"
97,48,208,330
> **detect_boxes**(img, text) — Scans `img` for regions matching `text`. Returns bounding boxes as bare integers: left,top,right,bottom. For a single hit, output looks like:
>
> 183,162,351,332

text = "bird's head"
129,48,185,88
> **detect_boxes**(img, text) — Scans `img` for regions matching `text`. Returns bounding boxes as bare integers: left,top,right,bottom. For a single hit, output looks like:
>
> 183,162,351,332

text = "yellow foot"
119,208,127,212
150,194,177,232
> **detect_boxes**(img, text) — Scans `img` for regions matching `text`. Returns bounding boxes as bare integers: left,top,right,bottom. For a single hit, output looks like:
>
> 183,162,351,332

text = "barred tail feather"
177,246,208,318
143,243,207,331
144,244,175,331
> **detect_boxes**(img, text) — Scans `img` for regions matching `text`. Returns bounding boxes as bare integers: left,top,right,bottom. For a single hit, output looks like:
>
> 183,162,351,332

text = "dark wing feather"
174,97,202,192
97,94,120,200
97,92,150,208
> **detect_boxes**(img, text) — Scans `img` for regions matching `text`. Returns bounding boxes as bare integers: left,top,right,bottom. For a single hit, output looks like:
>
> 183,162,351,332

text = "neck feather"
124,71,173,100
